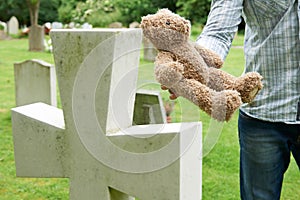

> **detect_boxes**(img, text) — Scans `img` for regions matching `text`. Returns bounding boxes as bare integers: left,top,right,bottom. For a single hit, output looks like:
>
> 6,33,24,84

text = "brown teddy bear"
141,9,263,121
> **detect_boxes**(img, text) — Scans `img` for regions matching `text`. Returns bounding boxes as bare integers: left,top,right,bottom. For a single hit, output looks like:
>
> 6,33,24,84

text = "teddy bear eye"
166,21,171,25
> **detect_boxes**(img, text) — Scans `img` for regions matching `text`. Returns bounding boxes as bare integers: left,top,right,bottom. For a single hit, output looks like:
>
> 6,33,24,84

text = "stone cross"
11,29,202,200
14,59,57,107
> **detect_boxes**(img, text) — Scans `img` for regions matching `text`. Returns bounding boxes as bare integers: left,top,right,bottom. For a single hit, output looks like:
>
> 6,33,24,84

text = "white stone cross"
11,29,202,200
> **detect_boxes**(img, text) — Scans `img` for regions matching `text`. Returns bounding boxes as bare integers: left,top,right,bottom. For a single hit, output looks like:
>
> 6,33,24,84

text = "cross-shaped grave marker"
12,29,202,200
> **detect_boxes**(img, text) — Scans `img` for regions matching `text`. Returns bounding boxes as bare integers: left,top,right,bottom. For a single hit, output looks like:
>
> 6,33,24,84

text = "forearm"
197,0,243,61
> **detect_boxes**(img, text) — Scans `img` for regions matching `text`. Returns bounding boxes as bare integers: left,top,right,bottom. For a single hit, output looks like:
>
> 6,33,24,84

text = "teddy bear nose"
166,21,171,25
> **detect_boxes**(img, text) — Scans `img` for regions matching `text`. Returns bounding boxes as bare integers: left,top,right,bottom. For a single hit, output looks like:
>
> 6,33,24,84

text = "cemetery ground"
0,36,299,200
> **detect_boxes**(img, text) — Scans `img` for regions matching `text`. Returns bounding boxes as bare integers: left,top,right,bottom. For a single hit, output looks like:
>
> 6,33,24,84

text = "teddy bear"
140,9,263,121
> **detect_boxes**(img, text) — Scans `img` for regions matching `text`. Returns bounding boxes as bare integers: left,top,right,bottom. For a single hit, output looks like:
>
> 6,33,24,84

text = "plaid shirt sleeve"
196,0,244,61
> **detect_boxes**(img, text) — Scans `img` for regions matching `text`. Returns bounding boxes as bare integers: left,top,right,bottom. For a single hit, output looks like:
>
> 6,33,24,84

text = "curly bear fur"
141,9,263,121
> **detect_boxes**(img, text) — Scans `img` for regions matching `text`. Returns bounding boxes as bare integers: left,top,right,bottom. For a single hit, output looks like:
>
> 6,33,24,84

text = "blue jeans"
238,111,300,200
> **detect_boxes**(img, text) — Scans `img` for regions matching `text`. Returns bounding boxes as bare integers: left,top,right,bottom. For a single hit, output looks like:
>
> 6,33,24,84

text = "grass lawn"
0,36,299,199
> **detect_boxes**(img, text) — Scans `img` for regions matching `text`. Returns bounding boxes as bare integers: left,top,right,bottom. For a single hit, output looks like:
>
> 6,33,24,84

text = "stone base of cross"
11,29,202,200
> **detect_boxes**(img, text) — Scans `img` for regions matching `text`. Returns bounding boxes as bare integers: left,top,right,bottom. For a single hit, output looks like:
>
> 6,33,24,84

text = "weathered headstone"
133,89,167,125
12,29,202,200
52,22,63,29
0,21,7,32
7,16,19,35
68,22,76,29
28,24,45,51
0,21,7,39
108,22,123,28
143,36,157,62
14,59,57,107
82,22,93,29
129,21,140,28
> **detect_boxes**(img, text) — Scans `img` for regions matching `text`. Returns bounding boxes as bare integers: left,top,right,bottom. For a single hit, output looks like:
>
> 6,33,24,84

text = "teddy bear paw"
211,90,242,121
235,72,263,103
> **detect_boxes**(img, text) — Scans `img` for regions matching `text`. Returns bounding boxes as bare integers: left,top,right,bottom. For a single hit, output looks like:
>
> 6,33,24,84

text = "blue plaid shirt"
197,0,300,122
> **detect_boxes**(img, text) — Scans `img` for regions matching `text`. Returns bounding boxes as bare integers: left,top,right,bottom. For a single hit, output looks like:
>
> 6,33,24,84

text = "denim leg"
238,111,291,200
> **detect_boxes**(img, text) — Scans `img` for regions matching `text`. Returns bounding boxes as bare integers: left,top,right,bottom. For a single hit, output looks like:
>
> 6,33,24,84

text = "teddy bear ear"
157,8,172,14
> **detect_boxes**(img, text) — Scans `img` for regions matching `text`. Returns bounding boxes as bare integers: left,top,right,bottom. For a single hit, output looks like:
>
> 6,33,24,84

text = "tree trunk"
27,0,44,51
27,0,40,25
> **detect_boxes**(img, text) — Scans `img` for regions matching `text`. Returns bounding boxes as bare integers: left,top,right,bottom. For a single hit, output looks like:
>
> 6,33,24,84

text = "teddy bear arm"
154,59,184,88
194,44,223,69
208,68,263,103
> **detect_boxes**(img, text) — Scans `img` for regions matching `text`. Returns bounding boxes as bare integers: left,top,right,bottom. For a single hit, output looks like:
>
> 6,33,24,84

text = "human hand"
161,85,178,100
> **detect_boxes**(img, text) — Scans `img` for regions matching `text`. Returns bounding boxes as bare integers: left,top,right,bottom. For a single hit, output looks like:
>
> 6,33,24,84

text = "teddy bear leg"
175,79,242,121
207,68,263,103
234,72,263,103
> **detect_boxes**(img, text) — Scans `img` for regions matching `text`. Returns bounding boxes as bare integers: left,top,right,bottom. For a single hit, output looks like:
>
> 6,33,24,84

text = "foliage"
0,24,4,30
39,0,61,24
113,0,179,26
0,0,29,25
58,0,84,23
0,0,60,26
177,0,212,24
70,0,120,27
112,0,156,25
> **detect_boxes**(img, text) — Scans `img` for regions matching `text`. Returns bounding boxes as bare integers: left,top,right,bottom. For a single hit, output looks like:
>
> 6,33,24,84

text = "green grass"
1,37,299,199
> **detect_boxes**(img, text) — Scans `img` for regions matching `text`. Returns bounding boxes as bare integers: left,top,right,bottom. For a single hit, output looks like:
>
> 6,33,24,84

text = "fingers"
161,85,178,100
169,93,177,100
161,85,168,90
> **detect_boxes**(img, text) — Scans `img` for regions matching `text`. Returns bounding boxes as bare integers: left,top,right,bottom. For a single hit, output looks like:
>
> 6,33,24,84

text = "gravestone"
109,22,123,28
52,22,63,29
7,16,19,35
133,90,167,125
0,21,7,39
28,24,45,51
129,21,140,28
143,37,157,62
12,29,202,200
82,22,93,29
14,59,57,107
0,21,7,32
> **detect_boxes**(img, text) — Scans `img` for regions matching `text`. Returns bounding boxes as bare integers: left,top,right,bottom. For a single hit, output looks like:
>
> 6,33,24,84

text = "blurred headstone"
0,21,7,39
8,16,19,35
143,37,157,62
52,22,63,29
28,24,45,51
109,22,123,28
129,21,140,28
82,22,93,29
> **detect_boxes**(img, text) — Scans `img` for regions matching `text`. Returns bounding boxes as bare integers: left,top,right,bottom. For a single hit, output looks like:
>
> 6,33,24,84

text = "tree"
39,0,60,24
27,0,40,25
27,0,44,51
176,0,212,24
